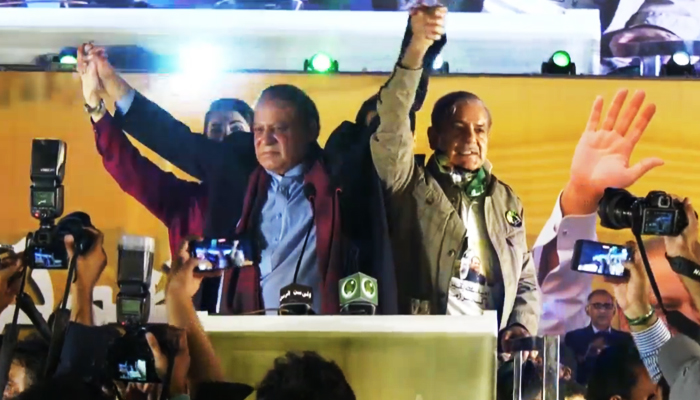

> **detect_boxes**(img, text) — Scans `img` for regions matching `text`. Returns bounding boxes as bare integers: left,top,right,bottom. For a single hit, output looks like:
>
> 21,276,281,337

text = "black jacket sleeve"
195,381,255,400
115,91,223,182
54,323,120,379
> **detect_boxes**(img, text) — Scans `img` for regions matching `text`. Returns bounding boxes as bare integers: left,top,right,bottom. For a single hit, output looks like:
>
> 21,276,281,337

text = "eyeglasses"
591,303,615,311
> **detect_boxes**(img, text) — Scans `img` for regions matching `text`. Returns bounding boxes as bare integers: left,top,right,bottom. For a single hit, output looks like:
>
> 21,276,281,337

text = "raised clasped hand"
569,89,664,202
77,43,106,107
408,3,446,51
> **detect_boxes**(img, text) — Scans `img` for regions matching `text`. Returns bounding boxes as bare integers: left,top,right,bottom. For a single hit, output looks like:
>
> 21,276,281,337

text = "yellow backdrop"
1,71,699,308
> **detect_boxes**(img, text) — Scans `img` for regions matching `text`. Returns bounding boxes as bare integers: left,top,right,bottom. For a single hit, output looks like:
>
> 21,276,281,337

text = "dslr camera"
27,139,95,269
107,235,180,383
598,188,688,236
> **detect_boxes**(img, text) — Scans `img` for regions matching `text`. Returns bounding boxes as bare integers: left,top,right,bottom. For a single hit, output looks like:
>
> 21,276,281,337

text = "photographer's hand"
610,242,657,331
65,228,107,325
165,241,225,387
146,330,189,397
0,254,24,314
561,90,664,216
664,197,700,310
166,240,221,299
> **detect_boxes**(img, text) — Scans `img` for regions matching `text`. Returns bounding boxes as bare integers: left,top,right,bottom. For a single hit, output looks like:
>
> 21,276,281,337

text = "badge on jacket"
505,210,522,228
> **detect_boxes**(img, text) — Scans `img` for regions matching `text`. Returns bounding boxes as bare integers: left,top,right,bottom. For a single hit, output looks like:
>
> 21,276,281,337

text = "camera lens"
598,188,639,230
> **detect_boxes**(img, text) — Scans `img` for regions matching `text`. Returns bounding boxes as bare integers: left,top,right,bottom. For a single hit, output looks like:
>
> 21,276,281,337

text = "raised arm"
92,112,202,226
370,7,445,194
536,89,663,334
83,43,222,181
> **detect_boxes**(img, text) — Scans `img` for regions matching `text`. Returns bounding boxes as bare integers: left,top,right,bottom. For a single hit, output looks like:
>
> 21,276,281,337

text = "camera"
106,324,181,383
107,235,180,383
27,139,95,269
598,188,688,236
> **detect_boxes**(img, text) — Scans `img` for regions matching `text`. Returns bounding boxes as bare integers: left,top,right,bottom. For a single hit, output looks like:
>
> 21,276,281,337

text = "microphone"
279,183,316,316
339,272,378,315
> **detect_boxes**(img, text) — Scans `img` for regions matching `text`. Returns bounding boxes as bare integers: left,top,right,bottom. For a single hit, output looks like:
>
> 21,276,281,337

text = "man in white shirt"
533,89,664,336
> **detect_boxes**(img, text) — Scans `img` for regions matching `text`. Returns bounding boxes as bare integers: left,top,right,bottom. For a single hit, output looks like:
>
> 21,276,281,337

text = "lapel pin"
505,210,522,228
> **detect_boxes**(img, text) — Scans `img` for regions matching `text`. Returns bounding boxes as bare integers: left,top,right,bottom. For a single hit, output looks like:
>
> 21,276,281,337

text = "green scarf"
435,152,487,199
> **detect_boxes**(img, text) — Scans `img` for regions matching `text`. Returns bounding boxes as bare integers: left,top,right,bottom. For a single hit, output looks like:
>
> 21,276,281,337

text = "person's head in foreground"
204,98,254,141
253,85,320,175
587,343,662,400
429,91,493,172
257,351,356,400
3,336,49,398
14,374,110,400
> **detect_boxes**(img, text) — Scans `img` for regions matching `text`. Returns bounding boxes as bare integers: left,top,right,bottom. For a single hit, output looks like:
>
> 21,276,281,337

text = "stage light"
661,51,697,77
541,50,576,75
59,55,77,64
304,53,338,73
58,48,78,65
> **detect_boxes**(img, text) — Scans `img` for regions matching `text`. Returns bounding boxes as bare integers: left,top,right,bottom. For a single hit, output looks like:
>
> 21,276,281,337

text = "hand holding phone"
571,240,631,278
188,238,253,273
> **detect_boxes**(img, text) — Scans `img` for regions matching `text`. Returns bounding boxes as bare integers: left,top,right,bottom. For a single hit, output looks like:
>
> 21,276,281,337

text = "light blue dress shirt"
116,90,321,314
258,165,320,313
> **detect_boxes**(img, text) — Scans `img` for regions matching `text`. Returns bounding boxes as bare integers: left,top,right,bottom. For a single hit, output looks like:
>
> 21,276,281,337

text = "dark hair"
587,289,614,303
257,351,355,400
561,379,586,399
431,91,492,130
12,335,49,388
15,374,109,400
203,98,254,134
356,94,416,133
258,84,320,138
586,344,644,400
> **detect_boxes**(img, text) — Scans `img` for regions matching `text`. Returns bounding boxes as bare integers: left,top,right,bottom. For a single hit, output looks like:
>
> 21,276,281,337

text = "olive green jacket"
370,65,541,333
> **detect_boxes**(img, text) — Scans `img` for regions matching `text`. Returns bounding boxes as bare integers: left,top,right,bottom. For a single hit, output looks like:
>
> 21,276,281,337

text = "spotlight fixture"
541,50,576,75
303,53,338,73
660,51,697,77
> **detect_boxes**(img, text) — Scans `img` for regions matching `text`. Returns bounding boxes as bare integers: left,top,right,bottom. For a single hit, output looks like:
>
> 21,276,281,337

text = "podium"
200,312,499,400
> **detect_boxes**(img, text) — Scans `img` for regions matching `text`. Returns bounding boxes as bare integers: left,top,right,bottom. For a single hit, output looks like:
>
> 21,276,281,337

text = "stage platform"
0,8,600,74
199,313,499,400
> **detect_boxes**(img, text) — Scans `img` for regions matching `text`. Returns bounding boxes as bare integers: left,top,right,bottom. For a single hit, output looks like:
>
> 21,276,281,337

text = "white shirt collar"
592,325,612,334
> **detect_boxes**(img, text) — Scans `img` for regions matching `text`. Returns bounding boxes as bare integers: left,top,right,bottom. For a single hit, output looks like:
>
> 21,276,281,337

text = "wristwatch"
84,99,105,115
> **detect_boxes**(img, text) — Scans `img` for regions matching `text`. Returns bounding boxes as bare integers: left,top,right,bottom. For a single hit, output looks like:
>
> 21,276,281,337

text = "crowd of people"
0,5,699,400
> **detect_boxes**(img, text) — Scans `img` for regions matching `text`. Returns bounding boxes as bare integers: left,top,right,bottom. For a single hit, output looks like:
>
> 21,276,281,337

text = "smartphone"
188,238,253,272
571,240,631,278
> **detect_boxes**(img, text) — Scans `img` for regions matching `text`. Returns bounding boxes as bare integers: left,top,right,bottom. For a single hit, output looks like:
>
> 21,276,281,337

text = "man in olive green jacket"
370,7,539,345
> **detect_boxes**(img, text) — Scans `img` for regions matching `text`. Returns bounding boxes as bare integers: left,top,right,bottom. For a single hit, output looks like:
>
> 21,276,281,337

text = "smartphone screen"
571,240,631,278
117,359,148,382
188,238,253,272
32,247,63,269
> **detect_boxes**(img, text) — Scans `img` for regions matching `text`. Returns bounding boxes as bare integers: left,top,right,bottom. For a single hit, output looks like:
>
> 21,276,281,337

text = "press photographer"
589,194,700,400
